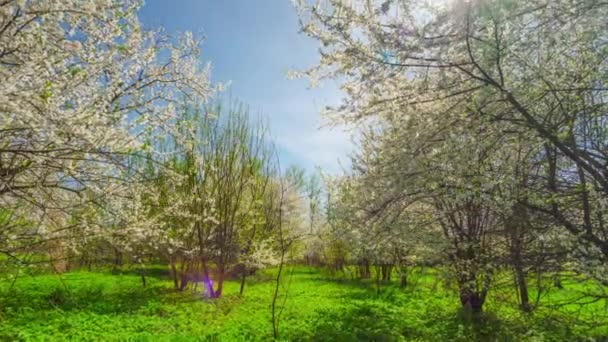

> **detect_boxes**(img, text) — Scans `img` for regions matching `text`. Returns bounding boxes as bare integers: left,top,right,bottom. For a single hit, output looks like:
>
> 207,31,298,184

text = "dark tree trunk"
215,264,225,298
400,274,408,288
178,260,191,291
334,258,344,272
380,265,393,281
357,260,365,279
459,288,484,313
553,274,563,289
170,259,179,290
508,203,531,312
457,267,490,315
359,258,371,279
375,265,381,295
239,271,246,296
139,260,147,288
112,248,123,272
514,266,530,312
200,257,220,298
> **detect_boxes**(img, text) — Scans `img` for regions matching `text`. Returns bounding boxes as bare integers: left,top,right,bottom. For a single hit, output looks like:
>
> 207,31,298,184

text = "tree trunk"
139,260,147,288
359,258,371,279
459,288,484,313
112,248,123,272
335,258,344,272
457,268,489,314
508,203,531,312
514,266,530,312
239,271,247,296
141,270,147,288
553,274,563,289
200,257,217,298
375,265,381,295
170,258,179,290
178,260,191,291
215,264,225,298
381,264,392,281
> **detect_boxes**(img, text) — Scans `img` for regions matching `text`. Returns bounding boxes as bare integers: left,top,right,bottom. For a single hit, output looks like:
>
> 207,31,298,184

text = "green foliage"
0,267,605,341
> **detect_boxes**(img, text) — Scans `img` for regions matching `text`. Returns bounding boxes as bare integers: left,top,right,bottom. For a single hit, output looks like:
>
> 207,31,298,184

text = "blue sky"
139,0,352,174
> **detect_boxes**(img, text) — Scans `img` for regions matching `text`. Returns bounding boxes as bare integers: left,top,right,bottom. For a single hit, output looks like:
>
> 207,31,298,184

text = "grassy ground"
0,266,606,341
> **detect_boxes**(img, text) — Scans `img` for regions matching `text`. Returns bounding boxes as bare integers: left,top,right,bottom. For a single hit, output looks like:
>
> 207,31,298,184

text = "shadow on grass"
308,276,423,304
299,302,574,342
105,264,172,280
0,281,199,318
301,276,585,341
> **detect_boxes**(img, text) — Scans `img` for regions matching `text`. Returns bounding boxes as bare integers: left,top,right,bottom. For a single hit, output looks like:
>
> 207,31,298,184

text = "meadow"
0,266,606,341
3,0,608,341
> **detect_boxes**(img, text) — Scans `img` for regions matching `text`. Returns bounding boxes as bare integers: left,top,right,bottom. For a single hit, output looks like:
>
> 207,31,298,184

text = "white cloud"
275,119,353,174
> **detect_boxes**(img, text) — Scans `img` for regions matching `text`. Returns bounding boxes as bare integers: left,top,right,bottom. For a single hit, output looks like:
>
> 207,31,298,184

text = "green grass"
0,266,606,341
